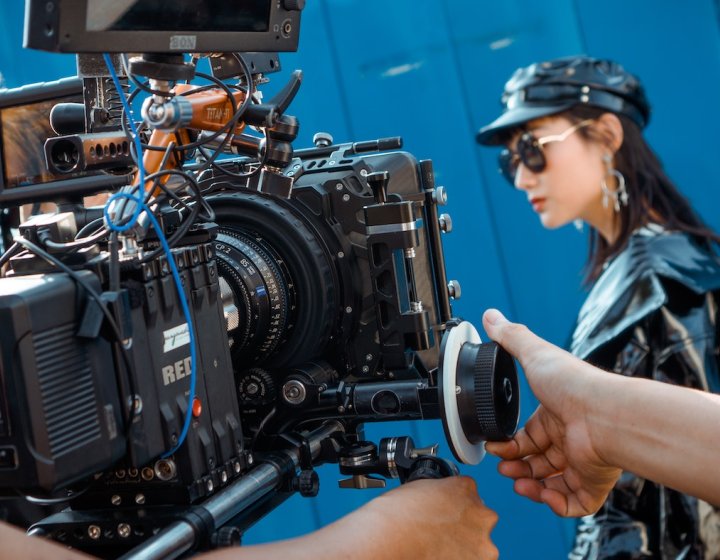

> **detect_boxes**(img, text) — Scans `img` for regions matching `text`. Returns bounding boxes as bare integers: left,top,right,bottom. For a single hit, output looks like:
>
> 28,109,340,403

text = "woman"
476,56,720,559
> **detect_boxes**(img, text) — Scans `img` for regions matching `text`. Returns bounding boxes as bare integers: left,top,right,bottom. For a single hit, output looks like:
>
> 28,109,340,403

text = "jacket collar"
571,227,720,360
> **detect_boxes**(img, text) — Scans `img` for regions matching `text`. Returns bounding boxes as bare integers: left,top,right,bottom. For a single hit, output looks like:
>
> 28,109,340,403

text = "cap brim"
475,103,574,145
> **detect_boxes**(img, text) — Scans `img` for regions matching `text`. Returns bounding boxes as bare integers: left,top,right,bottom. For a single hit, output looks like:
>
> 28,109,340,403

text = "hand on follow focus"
481,309,621,517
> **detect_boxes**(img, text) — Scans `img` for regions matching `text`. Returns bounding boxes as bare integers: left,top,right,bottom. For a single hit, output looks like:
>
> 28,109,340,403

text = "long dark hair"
566,105,720,283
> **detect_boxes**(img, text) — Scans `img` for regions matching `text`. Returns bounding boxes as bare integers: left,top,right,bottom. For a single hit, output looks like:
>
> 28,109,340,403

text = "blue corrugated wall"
2,1,720,557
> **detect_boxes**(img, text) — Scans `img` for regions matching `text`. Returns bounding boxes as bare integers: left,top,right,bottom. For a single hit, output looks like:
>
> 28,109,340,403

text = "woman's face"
506,115,607,229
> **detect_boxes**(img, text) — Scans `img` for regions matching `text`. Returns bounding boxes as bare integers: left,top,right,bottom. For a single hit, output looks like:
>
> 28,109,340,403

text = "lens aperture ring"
215,243,254,350
215,228,294,363
237,234,289,358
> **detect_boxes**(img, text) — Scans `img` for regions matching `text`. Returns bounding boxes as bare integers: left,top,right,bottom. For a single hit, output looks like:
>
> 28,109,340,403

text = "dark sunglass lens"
498,149,517,186
518,137,546,172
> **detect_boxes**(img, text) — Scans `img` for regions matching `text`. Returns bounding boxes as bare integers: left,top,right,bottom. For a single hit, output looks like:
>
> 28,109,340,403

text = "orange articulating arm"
175,84,248,133
138,85,249,196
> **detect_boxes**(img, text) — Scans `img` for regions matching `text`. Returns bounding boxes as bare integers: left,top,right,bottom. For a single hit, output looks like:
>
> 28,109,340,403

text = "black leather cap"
476,55,651,145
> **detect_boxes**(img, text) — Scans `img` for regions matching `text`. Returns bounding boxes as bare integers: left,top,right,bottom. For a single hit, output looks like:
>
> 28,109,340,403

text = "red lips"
529,197,546,212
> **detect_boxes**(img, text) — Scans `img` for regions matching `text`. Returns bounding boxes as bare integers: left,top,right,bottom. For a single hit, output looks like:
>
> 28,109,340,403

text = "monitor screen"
25,0,301,54
86,0,271,33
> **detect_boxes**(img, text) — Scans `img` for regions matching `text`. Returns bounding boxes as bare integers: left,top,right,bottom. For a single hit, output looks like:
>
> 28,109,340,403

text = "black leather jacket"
568,226,720,560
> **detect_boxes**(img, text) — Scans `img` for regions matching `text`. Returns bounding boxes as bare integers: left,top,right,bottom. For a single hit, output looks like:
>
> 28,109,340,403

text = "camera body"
0,137,448,494
0,214,242,497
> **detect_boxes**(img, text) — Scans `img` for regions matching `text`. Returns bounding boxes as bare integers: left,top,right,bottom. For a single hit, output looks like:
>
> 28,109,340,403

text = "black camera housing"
0,229,245,501
0,135,455,505
0,271,125,490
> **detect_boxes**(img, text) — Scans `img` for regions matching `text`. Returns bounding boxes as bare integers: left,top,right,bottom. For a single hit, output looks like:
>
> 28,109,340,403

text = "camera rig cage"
0,1,520,558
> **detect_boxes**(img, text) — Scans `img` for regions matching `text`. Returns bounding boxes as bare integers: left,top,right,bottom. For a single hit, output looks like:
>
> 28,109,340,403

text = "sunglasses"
498,119,594,186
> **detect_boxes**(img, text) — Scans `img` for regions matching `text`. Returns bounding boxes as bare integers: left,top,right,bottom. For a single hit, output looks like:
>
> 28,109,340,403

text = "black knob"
128,54,195,81
283,0,306,10
366,171,389,204
292,469,319,497
212,526,242,548
456,342,519,441
313,131,334,147
49,103,86,135
405,456,459,482
237,368,276,408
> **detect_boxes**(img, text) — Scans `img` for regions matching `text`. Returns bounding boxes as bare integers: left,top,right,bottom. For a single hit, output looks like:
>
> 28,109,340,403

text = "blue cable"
102,54,145,232
102,53,197,458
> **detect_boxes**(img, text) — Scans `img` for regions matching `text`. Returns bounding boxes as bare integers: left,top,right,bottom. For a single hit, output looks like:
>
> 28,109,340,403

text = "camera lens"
209,191,338,369
215,227,294,363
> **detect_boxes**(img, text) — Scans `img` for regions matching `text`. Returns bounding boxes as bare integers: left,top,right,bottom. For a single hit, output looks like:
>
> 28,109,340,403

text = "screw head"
433,186,448,206
118,523,131,538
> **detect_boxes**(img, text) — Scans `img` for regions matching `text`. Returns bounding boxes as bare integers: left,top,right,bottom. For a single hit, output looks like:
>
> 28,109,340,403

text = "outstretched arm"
0,477,499,560
204,477,498,560
482,308,720,516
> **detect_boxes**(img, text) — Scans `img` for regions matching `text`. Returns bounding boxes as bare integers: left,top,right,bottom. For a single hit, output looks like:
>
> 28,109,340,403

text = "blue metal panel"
450,0,589,349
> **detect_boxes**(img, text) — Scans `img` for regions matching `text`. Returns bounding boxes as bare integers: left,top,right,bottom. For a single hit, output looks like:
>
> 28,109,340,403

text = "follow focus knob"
456,341,519,442
438,321,520,464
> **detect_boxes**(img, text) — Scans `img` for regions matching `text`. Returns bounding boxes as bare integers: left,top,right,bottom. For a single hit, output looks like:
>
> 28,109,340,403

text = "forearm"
0,510,422,560
0,522,92,560
203,477,497,560
202,504,397,560
205,494,439,560
589,372,720,504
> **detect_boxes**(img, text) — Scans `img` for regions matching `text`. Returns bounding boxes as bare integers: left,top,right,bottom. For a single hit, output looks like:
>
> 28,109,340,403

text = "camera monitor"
24,0,303,53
